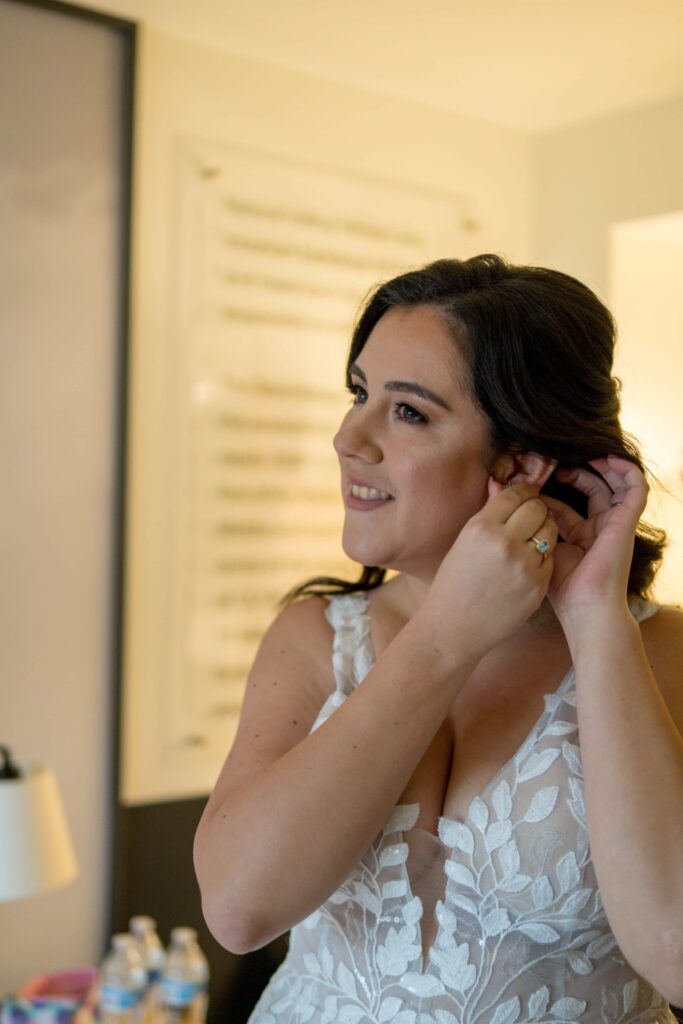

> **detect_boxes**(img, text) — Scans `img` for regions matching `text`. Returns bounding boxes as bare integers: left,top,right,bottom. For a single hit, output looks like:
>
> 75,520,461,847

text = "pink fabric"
20,968,98,1005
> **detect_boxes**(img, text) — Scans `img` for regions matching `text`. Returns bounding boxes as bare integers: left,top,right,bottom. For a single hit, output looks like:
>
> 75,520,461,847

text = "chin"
341,533,391,570
343,544,387,569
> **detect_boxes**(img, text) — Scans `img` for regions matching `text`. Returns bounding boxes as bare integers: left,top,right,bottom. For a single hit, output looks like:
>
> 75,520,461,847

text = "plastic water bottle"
159,927,209,1024
130,916,167,1024
99,934,147,1024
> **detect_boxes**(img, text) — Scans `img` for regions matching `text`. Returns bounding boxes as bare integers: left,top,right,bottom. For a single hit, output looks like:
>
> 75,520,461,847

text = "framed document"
121,139,479,804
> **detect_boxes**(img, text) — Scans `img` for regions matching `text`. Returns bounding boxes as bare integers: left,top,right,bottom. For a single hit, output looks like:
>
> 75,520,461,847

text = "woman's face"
333,304,497,581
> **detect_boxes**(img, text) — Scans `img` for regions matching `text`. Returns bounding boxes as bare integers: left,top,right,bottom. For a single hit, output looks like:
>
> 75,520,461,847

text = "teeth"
351,484,391,501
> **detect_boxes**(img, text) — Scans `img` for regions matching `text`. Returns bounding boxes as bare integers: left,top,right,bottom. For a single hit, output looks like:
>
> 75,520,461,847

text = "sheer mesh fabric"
248,592,676,1024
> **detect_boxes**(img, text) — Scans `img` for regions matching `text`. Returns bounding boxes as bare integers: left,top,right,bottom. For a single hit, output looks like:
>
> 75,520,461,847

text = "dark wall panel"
112,798,287,1024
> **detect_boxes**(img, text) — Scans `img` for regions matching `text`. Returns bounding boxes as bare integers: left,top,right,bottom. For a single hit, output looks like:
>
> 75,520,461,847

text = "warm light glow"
609,211,683,604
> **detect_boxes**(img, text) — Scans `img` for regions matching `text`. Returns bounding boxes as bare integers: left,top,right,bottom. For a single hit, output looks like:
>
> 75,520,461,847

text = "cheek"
403,453,489,518
402,447,467,489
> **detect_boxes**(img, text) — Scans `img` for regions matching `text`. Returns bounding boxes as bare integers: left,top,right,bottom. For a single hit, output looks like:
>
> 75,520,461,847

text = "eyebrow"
348,361,451,411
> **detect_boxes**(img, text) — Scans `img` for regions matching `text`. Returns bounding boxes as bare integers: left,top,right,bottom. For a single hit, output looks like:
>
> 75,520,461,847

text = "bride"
194,254,683,1023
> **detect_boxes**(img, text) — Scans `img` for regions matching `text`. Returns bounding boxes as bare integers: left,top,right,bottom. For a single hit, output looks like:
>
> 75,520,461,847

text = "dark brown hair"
280,253,666,607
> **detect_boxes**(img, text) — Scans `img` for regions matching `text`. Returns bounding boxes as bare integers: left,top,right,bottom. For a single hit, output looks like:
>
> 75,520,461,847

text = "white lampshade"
0,763,78,901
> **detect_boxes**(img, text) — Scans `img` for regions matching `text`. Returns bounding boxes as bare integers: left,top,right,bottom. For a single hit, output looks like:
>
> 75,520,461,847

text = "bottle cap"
130,915,157,934
170,927,197,944
112,933,136,949
0,746,21,780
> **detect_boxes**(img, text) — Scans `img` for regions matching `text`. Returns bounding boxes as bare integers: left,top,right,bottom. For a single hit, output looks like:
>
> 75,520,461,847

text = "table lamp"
0,745,78,901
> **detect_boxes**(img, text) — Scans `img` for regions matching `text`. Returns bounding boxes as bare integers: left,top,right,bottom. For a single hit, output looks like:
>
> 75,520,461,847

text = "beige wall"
2,20,532,991
0,1,124,995
532,95,683,604
5,5,683,992
120,25,535,807
532,94,683,293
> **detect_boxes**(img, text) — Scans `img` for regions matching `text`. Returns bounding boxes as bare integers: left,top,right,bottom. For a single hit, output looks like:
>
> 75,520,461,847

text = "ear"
491,451,558,491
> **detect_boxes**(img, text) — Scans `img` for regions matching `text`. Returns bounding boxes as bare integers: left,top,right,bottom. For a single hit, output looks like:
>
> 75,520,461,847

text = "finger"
504,494,553,540
487,476,505,500
527,544,555,574
590,454,644,480
480,481,540,524
553,465,612,515
528,514,559,547
588,456,648,513
538,493,585,541
529,545,555,579
525,516,559,562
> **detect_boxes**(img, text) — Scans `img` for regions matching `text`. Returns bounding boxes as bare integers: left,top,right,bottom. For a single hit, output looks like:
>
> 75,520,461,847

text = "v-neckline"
437,662,576,829
374,646,576,976
361,588,576,832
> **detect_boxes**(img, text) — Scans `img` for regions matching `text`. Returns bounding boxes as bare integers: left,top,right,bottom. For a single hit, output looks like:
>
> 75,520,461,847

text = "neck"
525,600,564,643
387,572,561,643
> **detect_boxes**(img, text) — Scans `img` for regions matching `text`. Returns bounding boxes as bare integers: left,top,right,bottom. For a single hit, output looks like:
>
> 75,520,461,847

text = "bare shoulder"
638,602,683,732
260,594,337,695
201,595,337,817
639,601,683,659
244,593,337,719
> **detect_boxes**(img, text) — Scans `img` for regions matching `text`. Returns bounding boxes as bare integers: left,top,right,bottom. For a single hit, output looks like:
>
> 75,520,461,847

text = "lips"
350,483,393,499
347,475,394,497
344,477,394,511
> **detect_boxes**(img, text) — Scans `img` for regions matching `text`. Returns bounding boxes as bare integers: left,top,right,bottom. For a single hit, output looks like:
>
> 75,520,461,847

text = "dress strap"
628,595,662,624
324,591,374,696
322,592,661,692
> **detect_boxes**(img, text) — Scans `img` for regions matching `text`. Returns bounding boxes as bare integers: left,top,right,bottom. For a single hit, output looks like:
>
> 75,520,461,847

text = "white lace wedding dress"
247,591,677,1024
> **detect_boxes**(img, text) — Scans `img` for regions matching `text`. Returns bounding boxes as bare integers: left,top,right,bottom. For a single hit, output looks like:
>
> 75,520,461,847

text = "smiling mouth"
349,483,393,501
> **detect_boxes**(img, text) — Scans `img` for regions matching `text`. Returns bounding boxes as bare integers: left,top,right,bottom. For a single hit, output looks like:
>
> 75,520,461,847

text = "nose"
332,408,383,464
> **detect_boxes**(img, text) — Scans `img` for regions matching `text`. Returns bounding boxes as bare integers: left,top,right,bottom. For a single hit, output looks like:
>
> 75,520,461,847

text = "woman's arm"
539,456,683,1003
194,481,550,954
193,594,480,954
567,604,683,1005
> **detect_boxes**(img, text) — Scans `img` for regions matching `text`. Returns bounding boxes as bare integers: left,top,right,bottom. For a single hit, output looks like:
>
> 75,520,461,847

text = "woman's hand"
423,480,558,662
539,455,649,628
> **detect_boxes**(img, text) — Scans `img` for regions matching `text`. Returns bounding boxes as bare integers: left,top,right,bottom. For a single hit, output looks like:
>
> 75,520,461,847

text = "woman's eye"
345,383,427,424
346,383,367,404
396,402,426,424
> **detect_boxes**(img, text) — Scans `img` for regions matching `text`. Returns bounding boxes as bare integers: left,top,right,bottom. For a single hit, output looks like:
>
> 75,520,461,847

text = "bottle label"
101,985,143,1011
161,980,199,1007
